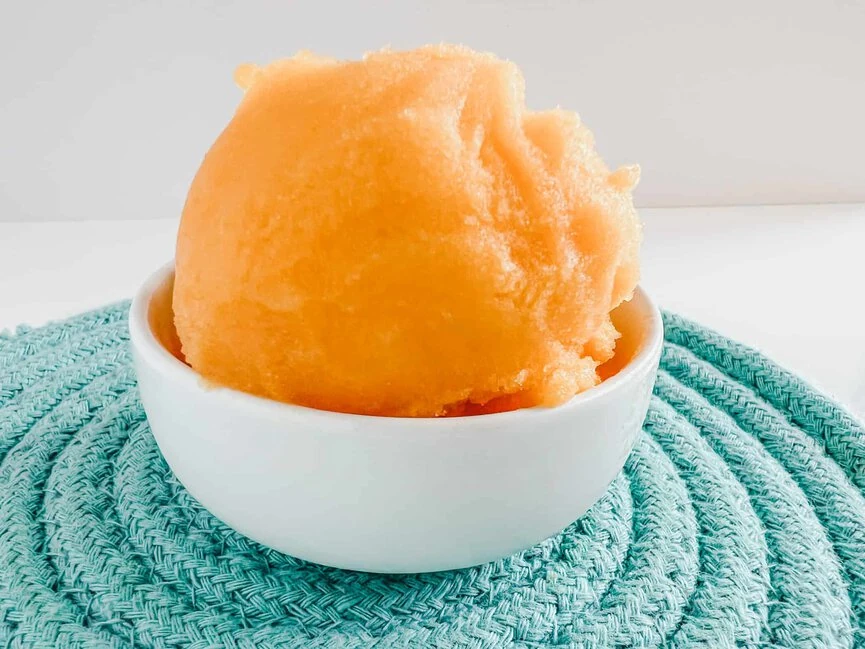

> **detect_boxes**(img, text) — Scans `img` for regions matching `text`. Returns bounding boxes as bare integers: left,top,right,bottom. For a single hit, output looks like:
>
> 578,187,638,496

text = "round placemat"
1,304,863,648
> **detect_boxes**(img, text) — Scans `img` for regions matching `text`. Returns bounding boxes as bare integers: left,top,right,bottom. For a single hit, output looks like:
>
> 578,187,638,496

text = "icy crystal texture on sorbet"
173,45,642,417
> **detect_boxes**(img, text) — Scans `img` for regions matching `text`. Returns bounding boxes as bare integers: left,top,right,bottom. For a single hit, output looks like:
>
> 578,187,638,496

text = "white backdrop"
2,0,864,223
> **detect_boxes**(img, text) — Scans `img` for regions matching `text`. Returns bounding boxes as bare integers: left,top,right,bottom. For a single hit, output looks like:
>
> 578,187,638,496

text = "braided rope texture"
1,303,863,649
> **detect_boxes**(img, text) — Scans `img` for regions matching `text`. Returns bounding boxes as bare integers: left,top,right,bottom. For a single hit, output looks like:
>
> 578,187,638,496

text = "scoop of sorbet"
173,44,642,417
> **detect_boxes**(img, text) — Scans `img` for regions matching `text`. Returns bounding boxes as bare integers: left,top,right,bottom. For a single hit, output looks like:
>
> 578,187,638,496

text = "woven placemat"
1,304,863,648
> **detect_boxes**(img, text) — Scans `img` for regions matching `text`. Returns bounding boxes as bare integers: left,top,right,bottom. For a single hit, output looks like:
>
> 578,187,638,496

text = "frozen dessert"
173,44,641,417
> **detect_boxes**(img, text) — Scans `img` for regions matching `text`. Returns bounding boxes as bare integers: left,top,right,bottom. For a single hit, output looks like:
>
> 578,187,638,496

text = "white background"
2,0,864,222
1,2,863,417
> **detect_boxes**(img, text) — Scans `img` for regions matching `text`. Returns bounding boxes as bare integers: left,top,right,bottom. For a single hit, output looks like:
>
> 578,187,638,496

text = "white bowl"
129,262,663,573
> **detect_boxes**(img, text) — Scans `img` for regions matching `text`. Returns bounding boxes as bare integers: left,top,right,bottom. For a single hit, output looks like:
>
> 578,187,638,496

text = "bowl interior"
599,293,652,380
148,271,184,362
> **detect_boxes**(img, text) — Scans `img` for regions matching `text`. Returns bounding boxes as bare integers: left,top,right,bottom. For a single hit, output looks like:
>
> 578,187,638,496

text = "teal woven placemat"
1,304,864,648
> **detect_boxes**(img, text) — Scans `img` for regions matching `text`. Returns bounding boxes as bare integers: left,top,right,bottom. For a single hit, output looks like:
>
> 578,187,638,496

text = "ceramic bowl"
129,262,662,573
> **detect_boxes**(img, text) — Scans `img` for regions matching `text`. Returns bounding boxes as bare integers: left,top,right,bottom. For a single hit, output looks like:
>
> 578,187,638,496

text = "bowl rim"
129,260,663,425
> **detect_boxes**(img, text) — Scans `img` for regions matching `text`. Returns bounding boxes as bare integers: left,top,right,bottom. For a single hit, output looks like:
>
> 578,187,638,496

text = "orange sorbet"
173,44,642,417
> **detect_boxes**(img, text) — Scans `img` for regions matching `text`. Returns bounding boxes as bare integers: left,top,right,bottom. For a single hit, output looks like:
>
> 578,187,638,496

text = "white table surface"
2,203,864,418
